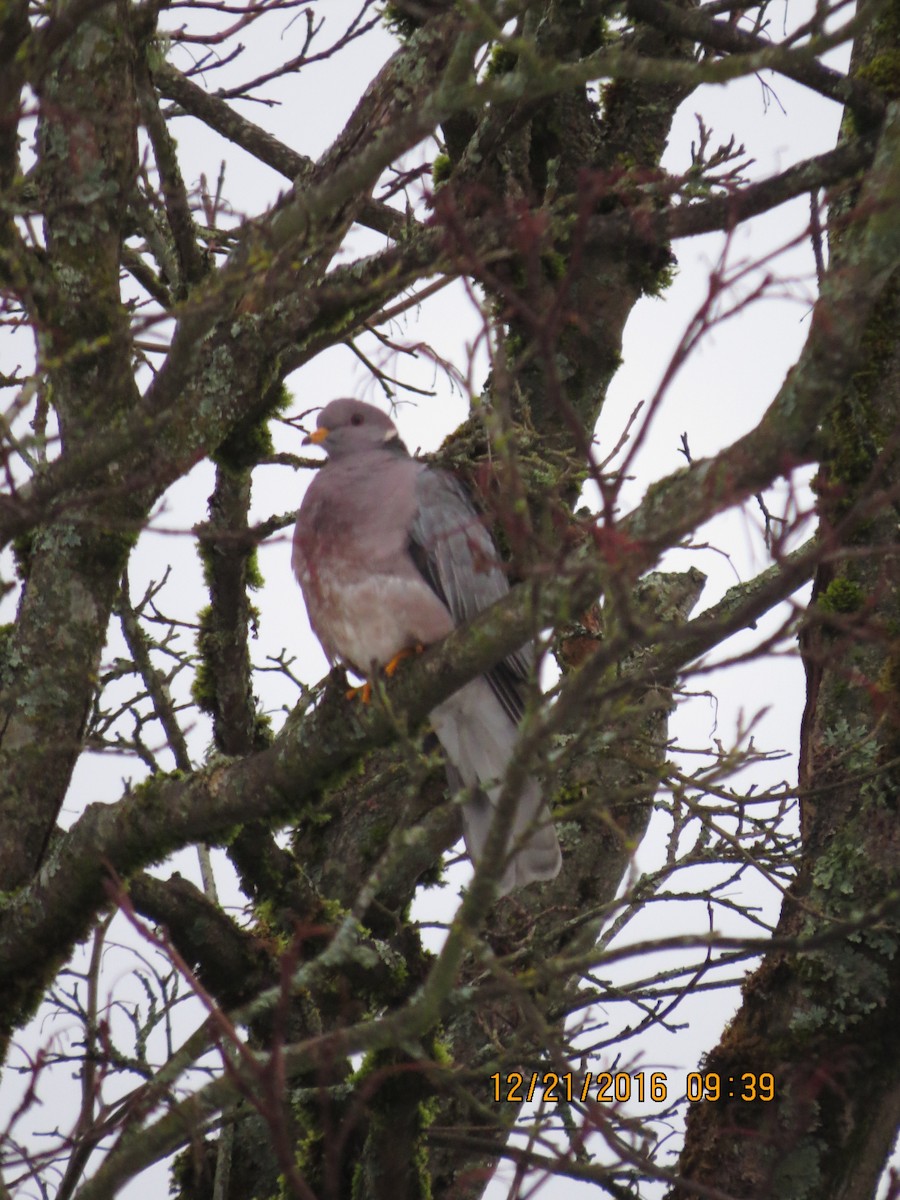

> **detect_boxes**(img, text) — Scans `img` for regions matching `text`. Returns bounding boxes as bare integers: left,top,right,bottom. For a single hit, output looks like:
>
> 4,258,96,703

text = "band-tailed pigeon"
292,398,562,894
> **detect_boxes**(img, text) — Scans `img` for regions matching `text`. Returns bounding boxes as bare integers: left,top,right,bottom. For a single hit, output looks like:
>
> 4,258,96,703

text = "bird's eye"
350,413,364,426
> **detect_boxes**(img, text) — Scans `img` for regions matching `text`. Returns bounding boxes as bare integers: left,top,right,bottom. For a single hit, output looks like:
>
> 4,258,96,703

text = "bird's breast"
292,491,452,673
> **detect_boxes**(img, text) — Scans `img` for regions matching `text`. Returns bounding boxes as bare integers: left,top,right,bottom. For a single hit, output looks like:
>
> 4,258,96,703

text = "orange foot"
345,645,425,704
384,644,425,677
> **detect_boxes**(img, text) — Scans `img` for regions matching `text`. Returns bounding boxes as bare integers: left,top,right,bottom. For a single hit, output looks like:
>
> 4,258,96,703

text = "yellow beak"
304,426,330,446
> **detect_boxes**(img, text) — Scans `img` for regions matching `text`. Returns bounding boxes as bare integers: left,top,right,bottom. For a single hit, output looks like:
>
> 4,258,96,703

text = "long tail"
430,678,562,896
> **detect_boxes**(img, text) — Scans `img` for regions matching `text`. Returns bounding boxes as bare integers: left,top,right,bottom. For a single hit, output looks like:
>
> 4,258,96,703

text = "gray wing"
408,467,533,724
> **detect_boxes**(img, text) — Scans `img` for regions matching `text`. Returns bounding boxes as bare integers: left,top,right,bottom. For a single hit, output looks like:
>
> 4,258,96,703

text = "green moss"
357,815,398,859
541,248,567,281
629,243,678,299
381,3,419,39
414,857,444,889
386,944,410,989
0,623,15,676
86,524,140,573
428,1030,452,1067
246,548,264,591
484,44,518,78
592,14,611,47
214,415,273,473
213,384,291,474
644,255,678,298
857,50,900,95
412,1121,433,1200
431,152,452,185
350,1045,435,1200
292,1118,321,1171
11,530,34,581
816,401,877,511
872,0,900,49
253,711,273,745
818,577,865,615
598,79,621,119
251,899,293,954
191,605,217,715
168,1138,216,1200
817,272,896,519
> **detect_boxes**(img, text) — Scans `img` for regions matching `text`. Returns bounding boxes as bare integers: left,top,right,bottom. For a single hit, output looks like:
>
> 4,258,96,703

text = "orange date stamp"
490,1071,775,1105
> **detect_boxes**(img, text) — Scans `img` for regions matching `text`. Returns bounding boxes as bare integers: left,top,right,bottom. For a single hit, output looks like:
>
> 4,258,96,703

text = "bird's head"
304,399,406,459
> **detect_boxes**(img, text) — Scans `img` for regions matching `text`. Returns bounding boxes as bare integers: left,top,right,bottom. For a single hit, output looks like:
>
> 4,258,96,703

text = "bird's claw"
384,644,425,677
345,645,425,704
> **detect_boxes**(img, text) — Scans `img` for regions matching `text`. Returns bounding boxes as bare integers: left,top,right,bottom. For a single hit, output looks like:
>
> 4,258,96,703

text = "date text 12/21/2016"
490,1071,776,1105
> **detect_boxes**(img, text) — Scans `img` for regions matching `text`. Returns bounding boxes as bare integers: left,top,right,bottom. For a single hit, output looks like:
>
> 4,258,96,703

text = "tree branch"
152,61,412,242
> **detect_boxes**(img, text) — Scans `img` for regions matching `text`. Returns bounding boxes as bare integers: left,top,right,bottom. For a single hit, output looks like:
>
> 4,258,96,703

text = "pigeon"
292,398,562,894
